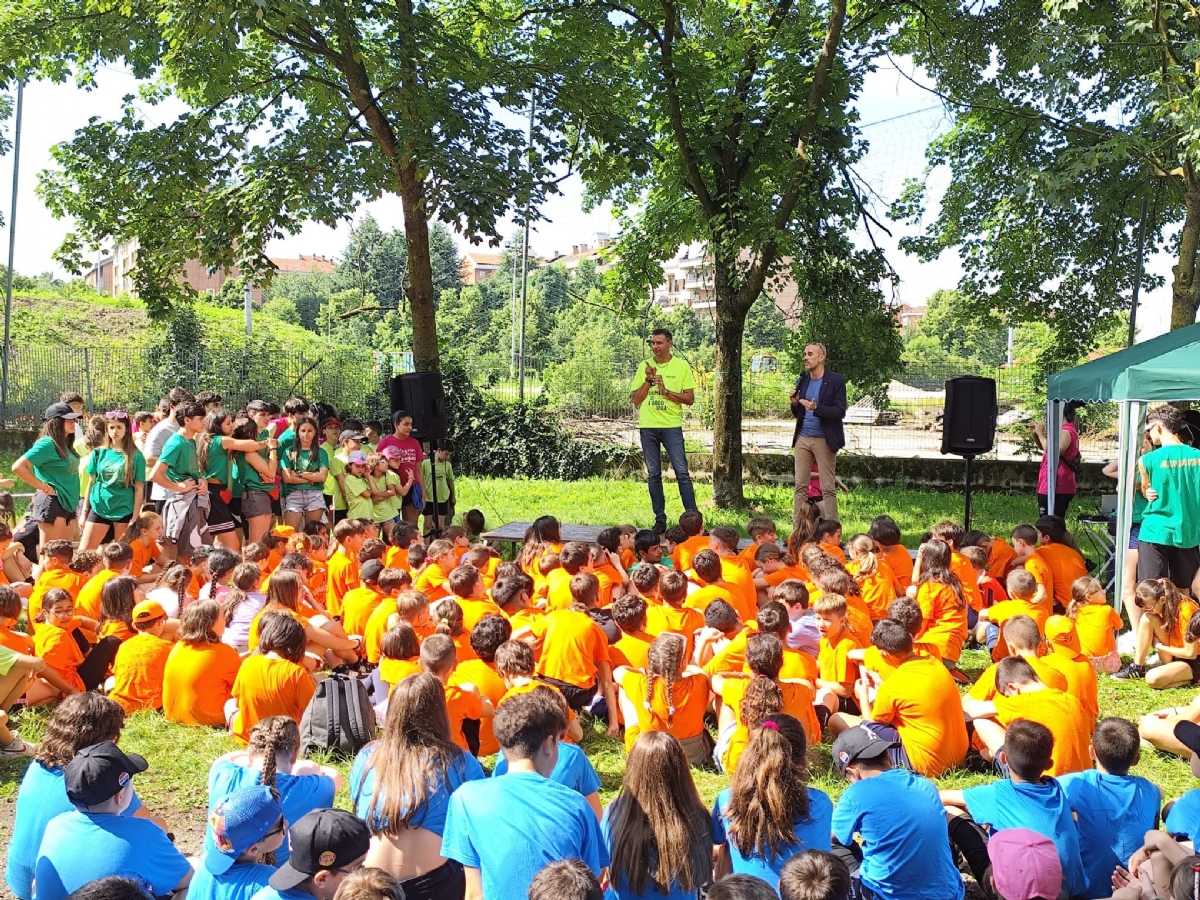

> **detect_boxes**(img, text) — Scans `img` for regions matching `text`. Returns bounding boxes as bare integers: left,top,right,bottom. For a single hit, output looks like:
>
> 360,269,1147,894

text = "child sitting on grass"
107,599,174,713
1068,575,1123,674
420,633,493,755
228,612,316,745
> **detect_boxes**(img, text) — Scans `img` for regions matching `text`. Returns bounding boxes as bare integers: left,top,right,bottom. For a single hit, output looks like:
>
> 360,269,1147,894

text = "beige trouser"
794,434,838,528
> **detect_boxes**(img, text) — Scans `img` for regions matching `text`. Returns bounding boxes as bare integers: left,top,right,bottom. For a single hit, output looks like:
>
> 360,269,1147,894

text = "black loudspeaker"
390,372,448,442
941,376,997,456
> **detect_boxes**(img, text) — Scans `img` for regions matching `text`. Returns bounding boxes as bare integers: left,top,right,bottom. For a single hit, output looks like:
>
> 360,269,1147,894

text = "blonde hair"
1068,575,1106,619
847,534,878,578
812,593,847,616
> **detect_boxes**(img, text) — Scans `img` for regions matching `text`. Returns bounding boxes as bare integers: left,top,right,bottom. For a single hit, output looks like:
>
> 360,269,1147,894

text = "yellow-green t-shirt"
630,355,697,429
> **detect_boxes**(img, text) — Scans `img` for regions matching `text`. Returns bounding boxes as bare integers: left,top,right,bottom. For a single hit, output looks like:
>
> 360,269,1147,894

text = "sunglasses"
105,410,130,420
264,817,287,839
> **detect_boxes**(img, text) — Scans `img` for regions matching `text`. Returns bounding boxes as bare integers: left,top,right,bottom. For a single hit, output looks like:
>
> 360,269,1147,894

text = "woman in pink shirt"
375,411,425,525
1033,401,1081,518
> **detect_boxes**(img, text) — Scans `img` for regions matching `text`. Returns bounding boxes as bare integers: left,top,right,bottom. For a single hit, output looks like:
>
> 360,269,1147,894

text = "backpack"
300,673,377,757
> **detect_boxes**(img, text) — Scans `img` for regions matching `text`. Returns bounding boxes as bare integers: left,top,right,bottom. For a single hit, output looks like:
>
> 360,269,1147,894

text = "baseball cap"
1045,615,1082,654
132,599,167,624
45,402,83,420
339,429,367,444
347,450,369,465
321,417,342,430
831,724,896,777
269,809,370,891
204,786,285,875
360,559,385,583
380,446,402,460
987,828,1063,900
64,741,149,806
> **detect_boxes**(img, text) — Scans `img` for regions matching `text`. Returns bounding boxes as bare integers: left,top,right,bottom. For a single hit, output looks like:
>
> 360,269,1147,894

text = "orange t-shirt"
994,688,1092,777
99,619,137,643
969,657,1068,700
644,604,704,661
457,596,504,632
1169,599,1200,647
818,633,862,684
738,542,767,571
1042,650,1099,721
445,684,484,753
75,569,121,622
326,548,360,617
861,643,941,681
414,565,451,602
451,630,478,664
620,669,709,750
383,545,411,572
531,608,610,689
673,535,710,572
590,562,624,607
247,606,310,653
871,655,968,777
915,581,968,662
986,599,1050,659
1074,603,1122,657
129,540,159,578
720,677,819,772
1038,544,1089,611
760,564,812,589
703,625,757,676
610,630,654,670
879,544,913,591
162,640,242,726
819,541,847,563
231,654,315,745
341,585,385,638
851,561,901,620
379,657,422,692
684,583,739,613
0,625,33,655
951,552,984,612
498,680,579,737
108,632,174,713
619,548,637,571
543,568,575,611
34,621,85,693
1023,551,1055,615
364,601,402,664
718,559,758,622
987,538,1017,580
452,659,507,756
28,568,88,634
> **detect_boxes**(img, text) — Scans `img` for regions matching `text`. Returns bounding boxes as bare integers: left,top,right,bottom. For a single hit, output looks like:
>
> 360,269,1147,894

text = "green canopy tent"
1045,322,1200,605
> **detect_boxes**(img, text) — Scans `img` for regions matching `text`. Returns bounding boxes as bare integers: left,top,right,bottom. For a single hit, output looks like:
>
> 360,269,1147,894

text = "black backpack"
300,673,377,757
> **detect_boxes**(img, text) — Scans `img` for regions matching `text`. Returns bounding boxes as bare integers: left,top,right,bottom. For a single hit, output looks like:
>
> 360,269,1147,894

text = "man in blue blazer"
790,342,847,528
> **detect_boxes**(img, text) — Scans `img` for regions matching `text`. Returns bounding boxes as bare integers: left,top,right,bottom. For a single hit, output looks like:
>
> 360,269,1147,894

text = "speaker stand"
962,454,977,532
424,439,442,541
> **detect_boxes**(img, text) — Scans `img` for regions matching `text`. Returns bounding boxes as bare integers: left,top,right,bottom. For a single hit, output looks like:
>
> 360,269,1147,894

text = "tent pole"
1045,400,1063,515
1113,401,1144,619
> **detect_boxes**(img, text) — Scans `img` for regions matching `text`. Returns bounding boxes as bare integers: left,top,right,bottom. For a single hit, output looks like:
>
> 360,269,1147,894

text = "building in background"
652,242,802,325
460,251,504,285
895,303,926,331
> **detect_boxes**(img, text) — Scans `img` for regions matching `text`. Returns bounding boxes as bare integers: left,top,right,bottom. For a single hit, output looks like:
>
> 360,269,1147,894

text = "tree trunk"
711,258,751,508
395,161,440,372
1173,169,1200,331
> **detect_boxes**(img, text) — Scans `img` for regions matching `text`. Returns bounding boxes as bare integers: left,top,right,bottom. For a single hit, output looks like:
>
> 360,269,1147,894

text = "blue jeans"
639,427,697,524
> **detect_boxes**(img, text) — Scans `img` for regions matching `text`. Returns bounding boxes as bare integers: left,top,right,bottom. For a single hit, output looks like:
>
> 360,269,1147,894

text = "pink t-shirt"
1038,422,1079,495
375,435,425,485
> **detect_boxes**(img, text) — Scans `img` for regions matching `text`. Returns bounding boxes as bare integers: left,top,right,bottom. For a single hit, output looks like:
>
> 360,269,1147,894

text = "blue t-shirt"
1060,770,1160,900
188,861,276,900
350,742,485,834
963,778,1087,898
208,758,336,865
1166,788,1200,839
6,762,144,900
711,786,833,885
799,377,825,438
34,810,191,900
492,741,602,798
832,768,964,900
249,887,312,900
601,801,707,900
441,770,609,900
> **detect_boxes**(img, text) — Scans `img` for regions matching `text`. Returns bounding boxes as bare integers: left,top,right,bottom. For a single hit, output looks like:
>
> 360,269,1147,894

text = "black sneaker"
652,521,667,535
1112,663,1147,681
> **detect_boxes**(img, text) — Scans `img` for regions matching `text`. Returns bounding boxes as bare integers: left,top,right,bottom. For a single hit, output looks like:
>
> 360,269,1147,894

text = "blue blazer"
791,370,848,452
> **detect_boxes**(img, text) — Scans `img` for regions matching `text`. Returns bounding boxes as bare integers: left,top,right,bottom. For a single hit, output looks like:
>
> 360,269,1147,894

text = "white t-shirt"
144,419,180,501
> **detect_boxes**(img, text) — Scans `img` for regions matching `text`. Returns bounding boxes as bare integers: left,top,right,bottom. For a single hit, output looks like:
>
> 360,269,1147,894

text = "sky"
0,60,1178,338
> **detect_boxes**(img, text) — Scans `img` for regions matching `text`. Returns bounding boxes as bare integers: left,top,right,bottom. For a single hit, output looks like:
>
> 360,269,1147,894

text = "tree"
892,0,1200,356
7,0,606,372
571,0,898,507
902,289,1007,369
742,297,788,354
261,269,333,331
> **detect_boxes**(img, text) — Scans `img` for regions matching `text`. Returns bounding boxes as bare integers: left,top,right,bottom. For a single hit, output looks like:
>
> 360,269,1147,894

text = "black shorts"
1138,540,1200,589
242,489,274,520
85,509,133,527
30,491,77,525
535,675,596,712
423,500,451,519
206,487,238,535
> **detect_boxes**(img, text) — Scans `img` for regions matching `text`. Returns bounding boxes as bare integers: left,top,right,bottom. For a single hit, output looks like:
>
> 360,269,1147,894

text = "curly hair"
36,693,125,769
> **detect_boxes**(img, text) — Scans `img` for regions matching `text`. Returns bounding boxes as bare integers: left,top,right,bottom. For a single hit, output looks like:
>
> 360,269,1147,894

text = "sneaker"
652,521,667,536
1112,663,1147,681
947,666,972,686
0,737,35,758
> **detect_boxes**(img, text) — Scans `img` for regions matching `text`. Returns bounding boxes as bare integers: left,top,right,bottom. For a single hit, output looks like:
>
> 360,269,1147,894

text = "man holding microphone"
791,342,847,528
631,328,698,533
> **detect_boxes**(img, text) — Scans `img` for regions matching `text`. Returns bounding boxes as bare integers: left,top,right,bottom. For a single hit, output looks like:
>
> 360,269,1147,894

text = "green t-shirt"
203,436,234,485
327,448,349,510
87,447,147,520
22,436,81,511
320,441,339,496
344,473,374,520
420,458,454,504
235,448,271,493
630,355,697,429
281,446,329,496
158,431,201,484
1139,443,1200,548
371,471,402,523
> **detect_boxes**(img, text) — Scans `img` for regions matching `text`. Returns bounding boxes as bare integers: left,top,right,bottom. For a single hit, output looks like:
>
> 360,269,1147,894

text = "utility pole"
2,80,25,428
517,93,536,401
244,282,253,336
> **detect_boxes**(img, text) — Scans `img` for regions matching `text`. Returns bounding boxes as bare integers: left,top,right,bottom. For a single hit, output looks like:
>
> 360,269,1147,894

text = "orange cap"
132,599,167,624
1045,615,1082,654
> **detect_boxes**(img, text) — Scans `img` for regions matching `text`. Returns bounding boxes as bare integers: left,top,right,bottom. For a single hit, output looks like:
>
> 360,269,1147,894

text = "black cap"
45,402,83,421
338,429,367,444
360,559,385,583
831,724,896,777
269,809,370,890
64,741,149,806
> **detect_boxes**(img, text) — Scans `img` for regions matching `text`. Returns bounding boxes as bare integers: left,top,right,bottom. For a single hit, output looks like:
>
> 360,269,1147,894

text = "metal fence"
0,345,1117,462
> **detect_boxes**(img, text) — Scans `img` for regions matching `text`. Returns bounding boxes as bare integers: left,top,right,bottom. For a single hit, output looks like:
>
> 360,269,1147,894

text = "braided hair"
247,716,300,866
645,633,686,729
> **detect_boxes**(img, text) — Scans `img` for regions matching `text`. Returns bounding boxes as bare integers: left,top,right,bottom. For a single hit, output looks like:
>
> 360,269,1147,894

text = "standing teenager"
13,403,83,548
281,416,330,530
233,415,281,546
79,411,146,551
198,409,273,552
146,401,209,566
